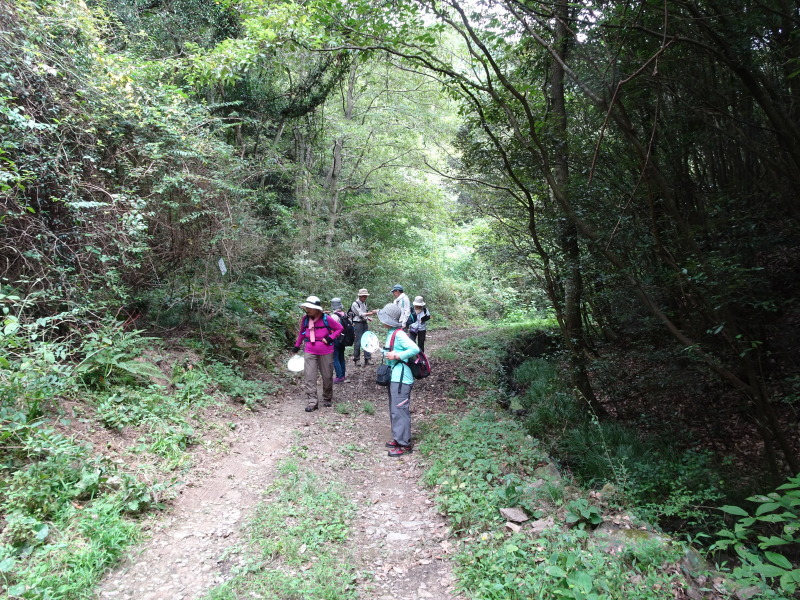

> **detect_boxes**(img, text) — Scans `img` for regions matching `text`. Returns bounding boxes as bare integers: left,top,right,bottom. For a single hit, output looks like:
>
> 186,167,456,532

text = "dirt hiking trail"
98,329,471,600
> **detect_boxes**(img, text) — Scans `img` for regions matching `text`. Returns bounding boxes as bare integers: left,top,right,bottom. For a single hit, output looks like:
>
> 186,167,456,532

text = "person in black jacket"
408,296,431,353
350,288,376,366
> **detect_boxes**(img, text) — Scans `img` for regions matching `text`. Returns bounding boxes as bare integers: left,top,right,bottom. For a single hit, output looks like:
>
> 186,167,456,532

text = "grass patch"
0,414,161,598
420,410,547,533
456,528,684,599
418,409,694,600
202,461,357,600
335,402,353,415
206,361,281,408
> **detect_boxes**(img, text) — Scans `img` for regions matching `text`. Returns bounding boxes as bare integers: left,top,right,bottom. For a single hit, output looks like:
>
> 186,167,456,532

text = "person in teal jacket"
377,302,419,457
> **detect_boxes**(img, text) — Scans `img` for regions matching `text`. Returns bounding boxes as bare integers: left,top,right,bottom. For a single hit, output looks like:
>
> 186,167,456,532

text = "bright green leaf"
546,565,568,578
721,505,749,517
765,552,793,570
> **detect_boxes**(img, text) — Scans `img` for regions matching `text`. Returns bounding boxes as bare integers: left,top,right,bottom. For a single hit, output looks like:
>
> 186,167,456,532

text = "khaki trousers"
303,352,334,406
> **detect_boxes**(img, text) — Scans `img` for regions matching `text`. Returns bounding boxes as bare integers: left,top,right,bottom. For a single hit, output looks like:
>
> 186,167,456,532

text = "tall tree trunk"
550,1,605,416
324,60,358,247
293,125,316,251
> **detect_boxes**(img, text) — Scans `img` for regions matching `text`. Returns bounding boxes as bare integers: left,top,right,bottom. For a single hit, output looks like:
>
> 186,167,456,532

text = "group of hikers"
290,284,430,457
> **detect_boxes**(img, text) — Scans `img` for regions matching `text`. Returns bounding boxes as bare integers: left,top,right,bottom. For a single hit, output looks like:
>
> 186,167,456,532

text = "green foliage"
0,410,159,597
565,498,603,528
0,295,77,419
507,345,725,533
334,402,353,415
1,494,141,599
206,361,280,408
420,410,546,533
76,324,164,388
138,276,299,363
712,475,800,596
418,384,690,599
455,528,682,600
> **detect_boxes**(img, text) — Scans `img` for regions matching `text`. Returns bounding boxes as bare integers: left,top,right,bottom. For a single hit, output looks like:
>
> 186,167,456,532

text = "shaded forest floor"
589,340,798,494
94,328,475,600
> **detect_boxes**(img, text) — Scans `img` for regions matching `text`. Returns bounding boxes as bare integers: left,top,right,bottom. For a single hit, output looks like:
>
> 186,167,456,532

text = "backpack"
376,329,400,387
405,352,431,380
336,311,355,347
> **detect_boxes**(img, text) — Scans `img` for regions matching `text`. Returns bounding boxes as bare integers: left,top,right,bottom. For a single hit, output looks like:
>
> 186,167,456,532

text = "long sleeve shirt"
294,314,343,355
393,293,411,327
350,299,370,322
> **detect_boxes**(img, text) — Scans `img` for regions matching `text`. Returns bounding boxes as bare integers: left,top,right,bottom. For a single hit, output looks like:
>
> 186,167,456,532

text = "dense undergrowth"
0,300,284,598
420,323,800,599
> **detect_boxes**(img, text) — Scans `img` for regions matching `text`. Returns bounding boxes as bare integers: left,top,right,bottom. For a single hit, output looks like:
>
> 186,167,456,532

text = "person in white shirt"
390,284,411,330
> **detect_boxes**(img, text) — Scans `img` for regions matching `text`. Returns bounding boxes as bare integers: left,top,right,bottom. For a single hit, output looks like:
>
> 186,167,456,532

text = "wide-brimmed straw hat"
299,295,323,311
412,296,426,307
357,288,370,297
377,303,402,328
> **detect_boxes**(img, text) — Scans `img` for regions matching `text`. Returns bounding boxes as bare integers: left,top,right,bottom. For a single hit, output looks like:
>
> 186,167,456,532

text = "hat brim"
299,302,323,310
413,302,425,307
377,308,402,328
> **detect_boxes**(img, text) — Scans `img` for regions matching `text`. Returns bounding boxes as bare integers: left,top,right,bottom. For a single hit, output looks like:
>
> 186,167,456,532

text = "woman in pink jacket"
292,296,344,412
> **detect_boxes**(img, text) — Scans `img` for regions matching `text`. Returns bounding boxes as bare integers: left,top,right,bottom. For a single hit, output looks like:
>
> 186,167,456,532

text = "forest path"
98,328,472,600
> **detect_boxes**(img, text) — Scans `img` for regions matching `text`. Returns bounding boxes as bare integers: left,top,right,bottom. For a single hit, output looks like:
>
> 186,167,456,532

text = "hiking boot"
333,377,345,384
364,359,371,366
304,403,318,412
386,439,413,448
387,445,412,457
322,400,332,407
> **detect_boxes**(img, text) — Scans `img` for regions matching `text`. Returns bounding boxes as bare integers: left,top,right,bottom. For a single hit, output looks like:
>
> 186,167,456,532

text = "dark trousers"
409,329,426,353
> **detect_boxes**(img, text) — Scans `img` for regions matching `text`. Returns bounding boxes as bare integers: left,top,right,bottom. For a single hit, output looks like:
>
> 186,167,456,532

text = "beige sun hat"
357,288,370,296
299,295,323,310
412,296,426,307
